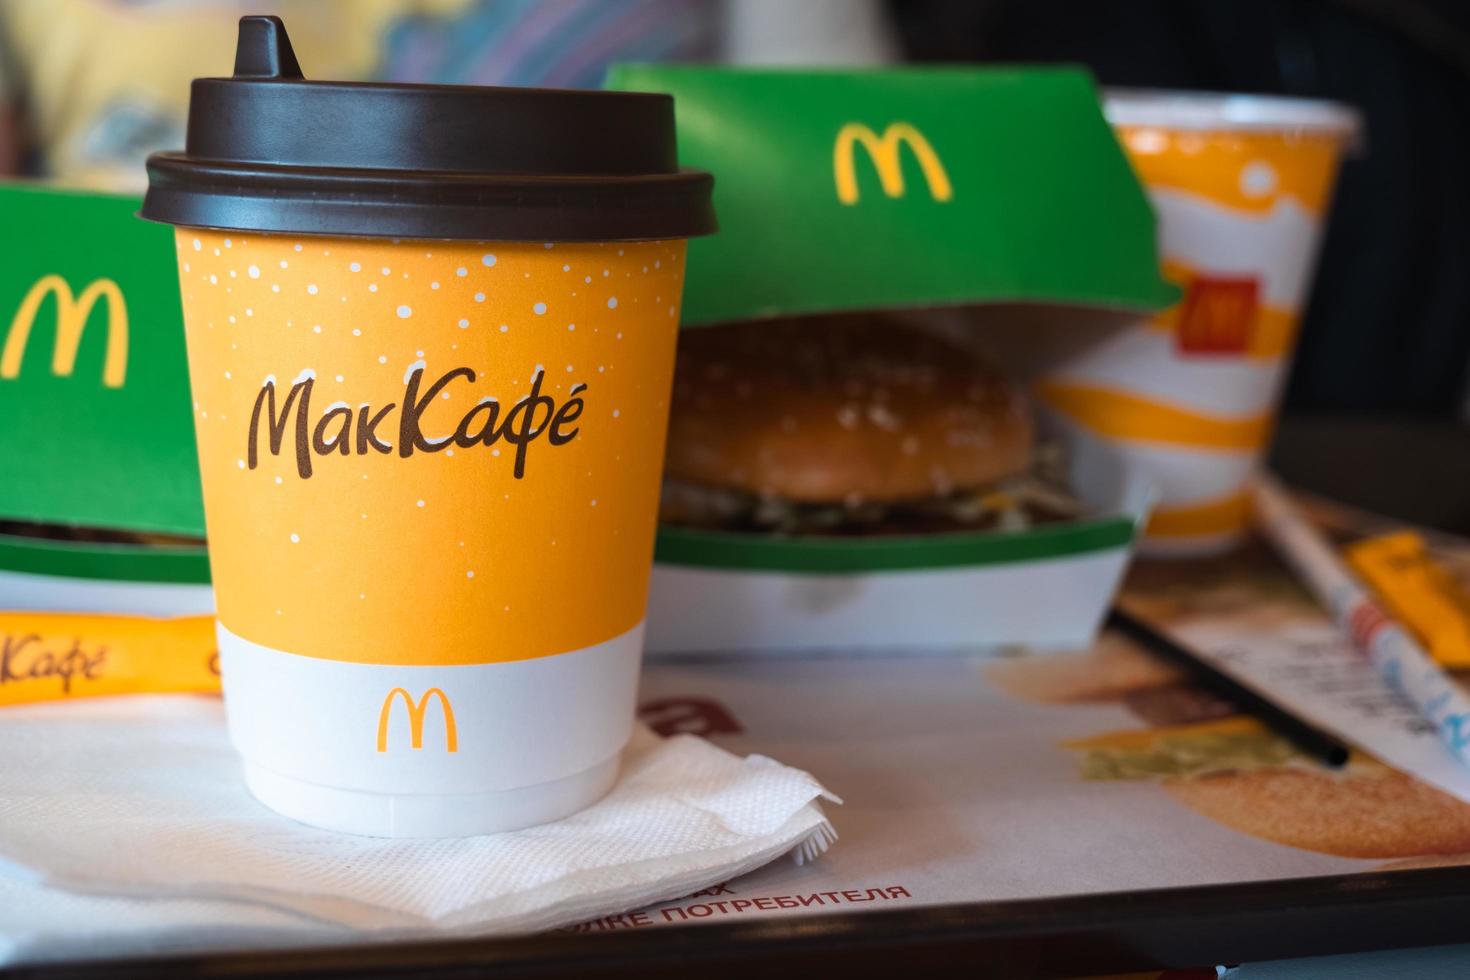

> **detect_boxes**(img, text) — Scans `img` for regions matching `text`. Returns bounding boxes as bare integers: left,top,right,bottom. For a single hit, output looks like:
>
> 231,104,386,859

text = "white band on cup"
217,620,642,796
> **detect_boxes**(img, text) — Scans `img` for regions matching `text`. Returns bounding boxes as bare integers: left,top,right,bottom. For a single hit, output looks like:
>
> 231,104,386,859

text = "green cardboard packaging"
604,66,1176,653
0,183,210,614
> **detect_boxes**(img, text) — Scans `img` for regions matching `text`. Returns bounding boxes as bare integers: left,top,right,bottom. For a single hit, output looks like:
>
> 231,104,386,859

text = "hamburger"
987,637,1470,860
659,312,1082,536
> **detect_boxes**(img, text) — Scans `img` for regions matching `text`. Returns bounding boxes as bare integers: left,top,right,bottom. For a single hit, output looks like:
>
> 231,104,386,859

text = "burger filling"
659,471,1084,537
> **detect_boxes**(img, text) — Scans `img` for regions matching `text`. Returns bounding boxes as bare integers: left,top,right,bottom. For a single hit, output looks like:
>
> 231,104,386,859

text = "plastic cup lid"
140,16,716,242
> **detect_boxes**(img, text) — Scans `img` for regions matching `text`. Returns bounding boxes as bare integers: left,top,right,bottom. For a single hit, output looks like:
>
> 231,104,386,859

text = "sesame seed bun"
665,314,1033,504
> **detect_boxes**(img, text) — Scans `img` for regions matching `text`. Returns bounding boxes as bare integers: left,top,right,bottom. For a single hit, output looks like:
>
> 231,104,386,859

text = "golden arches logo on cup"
1,274,129,388
1175,276,1260,355
833,122,953,205
376,687,458,754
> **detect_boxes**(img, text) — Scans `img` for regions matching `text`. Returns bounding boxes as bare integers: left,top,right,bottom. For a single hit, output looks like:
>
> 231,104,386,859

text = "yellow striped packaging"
1038,92,1357,555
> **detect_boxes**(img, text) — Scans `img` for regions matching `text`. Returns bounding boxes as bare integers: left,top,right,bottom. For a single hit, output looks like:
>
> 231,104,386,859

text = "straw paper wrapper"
1252,473,1470,768
0,612,217,707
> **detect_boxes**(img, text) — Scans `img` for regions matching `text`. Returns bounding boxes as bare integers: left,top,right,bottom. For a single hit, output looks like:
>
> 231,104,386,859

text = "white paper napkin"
0,696,837,941
0,873,341,966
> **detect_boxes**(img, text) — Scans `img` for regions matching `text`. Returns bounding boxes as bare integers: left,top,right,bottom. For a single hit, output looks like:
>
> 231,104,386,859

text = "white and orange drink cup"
140,17,715,836
1038,90,1359,555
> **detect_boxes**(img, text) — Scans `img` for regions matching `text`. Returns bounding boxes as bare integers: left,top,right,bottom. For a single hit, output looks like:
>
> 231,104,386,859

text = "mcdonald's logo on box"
833,122,953,205
2,274,129,388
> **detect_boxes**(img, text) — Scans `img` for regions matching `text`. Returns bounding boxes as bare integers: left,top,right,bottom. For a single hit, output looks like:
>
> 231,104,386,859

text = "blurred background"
2,0,1467,525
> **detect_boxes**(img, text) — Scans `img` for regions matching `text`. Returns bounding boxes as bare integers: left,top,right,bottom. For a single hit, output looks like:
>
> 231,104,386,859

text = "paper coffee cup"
142,17,714,836
1038,90,1359,555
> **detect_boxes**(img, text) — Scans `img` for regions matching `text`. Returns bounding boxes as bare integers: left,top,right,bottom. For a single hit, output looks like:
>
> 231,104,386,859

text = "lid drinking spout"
233,15,303,80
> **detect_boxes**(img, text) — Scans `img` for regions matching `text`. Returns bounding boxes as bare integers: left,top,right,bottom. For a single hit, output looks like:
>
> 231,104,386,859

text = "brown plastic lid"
141,16,716,242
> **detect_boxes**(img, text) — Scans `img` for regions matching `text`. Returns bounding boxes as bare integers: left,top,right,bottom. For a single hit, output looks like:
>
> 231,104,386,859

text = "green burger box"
0,183,211,615
605,66,1177,654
